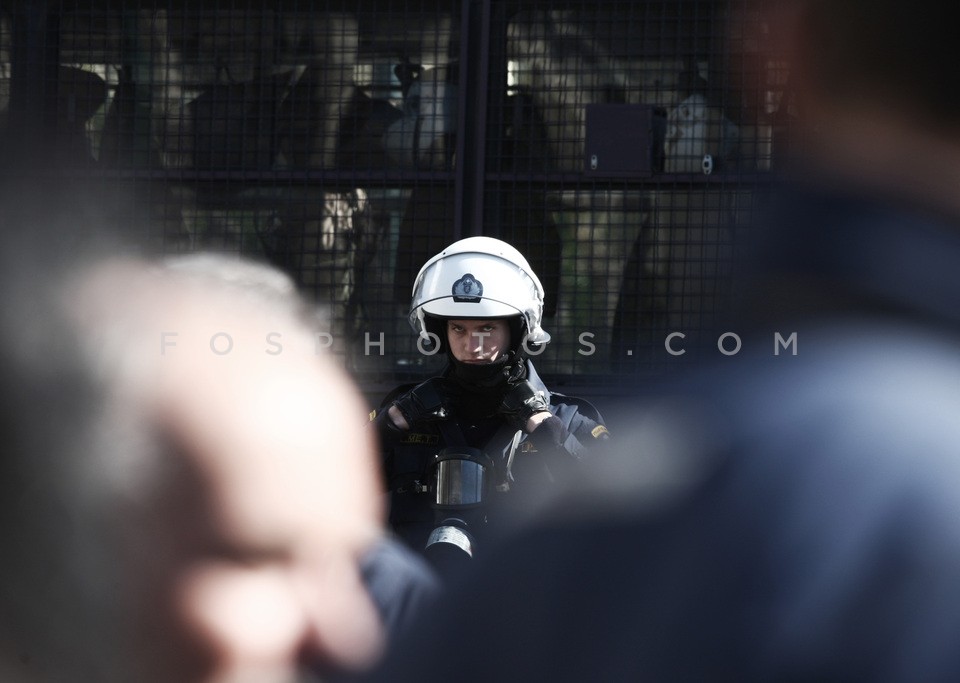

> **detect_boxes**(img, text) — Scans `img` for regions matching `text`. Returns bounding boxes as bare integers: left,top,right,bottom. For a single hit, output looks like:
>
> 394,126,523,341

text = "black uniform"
373,359,609,555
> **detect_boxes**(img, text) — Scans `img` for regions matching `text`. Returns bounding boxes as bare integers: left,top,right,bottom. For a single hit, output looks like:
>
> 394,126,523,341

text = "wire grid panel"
486,1,785,381
1,1,793,389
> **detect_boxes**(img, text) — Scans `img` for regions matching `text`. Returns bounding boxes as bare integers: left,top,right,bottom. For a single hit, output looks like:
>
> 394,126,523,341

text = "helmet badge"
452,273,483,302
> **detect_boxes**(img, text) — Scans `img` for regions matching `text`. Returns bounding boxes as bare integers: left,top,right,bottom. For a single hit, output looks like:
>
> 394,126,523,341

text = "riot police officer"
372,236,609,568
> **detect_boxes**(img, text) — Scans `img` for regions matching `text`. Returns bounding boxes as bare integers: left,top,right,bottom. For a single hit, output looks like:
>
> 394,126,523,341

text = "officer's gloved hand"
392,377,455,429
500,352,526,383
498,380,550,432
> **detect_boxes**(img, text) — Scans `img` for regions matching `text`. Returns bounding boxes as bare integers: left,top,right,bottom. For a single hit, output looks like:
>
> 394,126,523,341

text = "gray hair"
42,251,338,680
159,251,331,333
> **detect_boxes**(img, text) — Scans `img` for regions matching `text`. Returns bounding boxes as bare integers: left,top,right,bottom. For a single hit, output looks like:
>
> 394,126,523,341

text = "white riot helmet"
409,236,551,352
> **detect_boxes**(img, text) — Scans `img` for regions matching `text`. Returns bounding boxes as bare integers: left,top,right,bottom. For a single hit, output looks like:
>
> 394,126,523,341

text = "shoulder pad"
549,392,606,423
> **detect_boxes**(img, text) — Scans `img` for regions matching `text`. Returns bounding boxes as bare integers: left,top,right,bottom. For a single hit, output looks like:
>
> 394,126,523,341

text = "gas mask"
423,447,493,568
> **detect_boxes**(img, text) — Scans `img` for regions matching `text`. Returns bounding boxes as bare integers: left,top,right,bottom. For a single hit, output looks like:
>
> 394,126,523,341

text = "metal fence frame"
1,0,784,401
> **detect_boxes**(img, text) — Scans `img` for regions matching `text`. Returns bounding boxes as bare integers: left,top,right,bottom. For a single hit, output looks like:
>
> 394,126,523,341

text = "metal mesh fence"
0,0,796,395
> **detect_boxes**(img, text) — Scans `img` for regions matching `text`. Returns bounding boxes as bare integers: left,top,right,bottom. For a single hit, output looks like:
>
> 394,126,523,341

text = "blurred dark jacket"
362,184,960,682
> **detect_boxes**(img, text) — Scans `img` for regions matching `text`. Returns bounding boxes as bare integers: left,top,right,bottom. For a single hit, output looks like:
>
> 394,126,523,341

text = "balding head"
69,254,385,682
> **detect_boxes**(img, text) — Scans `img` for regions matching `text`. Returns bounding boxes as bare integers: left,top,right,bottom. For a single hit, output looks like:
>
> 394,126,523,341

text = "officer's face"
447,318,511,363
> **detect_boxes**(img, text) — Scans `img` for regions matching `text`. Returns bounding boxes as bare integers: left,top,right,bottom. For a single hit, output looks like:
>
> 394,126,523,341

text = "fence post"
453,0,491,239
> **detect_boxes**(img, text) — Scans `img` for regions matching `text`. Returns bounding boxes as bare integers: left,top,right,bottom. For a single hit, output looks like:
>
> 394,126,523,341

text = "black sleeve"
368,384,418,489
369,382,418,451
525,401,610,479
371,405,404,451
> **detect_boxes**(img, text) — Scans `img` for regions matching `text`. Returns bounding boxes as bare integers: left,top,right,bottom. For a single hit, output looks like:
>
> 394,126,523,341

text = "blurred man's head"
70,255,386,682
0,256,106,682
792,1,958,129
0,168,137,681
756,0,960,216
